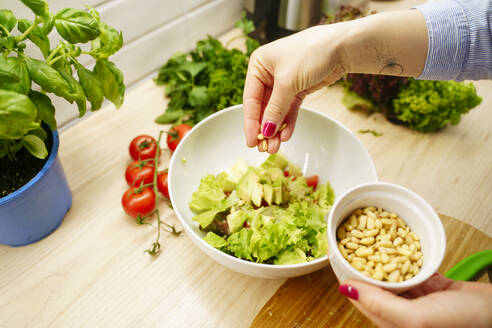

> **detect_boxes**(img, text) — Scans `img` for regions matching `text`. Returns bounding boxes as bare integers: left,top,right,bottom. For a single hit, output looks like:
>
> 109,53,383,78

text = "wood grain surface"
250,215,492,328
1,1,492,326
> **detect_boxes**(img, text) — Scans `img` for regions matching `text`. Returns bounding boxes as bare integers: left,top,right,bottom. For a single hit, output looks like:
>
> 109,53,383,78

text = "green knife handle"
445,250,492,281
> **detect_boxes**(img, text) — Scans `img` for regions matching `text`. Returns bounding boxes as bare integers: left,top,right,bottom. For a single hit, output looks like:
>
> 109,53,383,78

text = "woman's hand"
243,24,349,153
243,10,427,153
339,273,492,328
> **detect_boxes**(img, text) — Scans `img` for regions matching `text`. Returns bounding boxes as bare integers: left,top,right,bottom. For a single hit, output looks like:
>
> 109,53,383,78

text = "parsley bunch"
154,13,259,126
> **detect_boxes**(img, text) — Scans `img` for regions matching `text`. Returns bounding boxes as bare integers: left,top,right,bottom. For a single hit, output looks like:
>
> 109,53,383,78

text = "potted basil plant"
0,0,125,246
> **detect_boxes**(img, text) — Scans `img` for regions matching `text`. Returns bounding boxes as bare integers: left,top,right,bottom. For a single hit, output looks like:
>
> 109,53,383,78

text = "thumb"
340,280,420,328
260,79,296,138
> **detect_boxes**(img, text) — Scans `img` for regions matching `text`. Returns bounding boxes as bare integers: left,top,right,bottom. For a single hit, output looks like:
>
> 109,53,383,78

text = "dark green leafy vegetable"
154,13,259,126
54,8,100,44
393,80,482,132
342,76,482,132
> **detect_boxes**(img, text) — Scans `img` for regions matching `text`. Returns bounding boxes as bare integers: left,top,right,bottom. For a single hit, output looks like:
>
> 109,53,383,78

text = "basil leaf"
0,56,19,84
0,56,31,95
154,110,184,124
27,126,47,140
41,13,54,34
189,86,209,107
28,90,56,130
20,0,49,18
90,21,123,59
17,19,50,58
76,63,103,111
0,36,16,52
94,59,124,108
22,134,47,159
24,57,77,103
0,89,39,139
54,8,100,44
0,9,16,33
53,61,87,117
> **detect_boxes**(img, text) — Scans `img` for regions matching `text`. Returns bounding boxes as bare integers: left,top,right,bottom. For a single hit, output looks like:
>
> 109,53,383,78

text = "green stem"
47,55,63,66
150,130,165,254
46,43,63,63
16,17,39,43
0,24,10,36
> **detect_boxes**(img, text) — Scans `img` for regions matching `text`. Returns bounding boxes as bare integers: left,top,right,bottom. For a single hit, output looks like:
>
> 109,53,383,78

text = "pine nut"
337,226,346,239
360,237,375,246
336,206,423,283
383,262,397,272
358,215,367,230
279,123,287,132
355,247,374,257
346,242,359,250
388,270,400,282
262,140,268,151
351,229,364,239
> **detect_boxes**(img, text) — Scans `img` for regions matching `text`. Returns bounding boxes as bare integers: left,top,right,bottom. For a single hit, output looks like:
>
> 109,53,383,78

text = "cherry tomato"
283,170,290,177
122,187,156,218
166,124,192,152
129,135,160,161
306,175,318,190
125,160,155,186
157,171,169,198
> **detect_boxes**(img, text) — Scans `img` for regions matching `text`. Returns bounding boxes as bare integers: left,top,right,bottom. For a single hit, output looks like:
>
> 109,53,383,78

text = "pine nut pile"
337,206,423,282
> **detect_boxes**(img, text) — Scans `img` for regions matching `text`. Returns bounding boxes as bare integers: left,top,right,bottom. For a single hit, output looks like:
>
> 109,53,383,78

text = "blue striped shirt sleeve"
415,0,492,81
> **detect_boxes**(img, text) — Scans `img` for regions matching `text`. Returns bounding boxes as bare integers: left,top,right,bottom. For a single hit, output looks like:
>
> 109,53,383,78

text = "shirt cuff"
414,1,469,80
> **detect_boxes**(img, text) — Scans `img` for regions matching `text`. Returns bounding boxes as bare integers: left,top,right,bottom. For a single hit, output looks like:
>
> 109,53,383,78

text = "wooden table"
1,1,491,327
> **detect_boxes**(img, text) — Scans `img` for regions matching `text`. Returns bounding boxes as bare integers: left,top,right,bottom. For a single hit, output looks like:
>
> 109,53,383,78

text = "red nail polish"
339,284,359,300
262,121,276,137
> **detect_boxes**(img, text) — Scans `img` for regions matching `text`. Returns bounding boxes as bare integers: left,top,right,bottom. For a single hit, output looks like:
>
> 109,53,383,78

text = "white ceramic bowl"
327,182,446,293
168,104,378,278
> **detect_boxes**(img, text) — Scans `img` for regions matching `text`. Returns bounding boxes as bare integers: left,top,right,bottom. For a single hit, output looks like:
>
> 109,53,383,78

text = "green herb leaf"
0,9,17,33
53,61,87,117
24,57,74,101
234,12,254,35
20,0,49,18
358,129,383,137
0,36,16,52
17,19,50,58
0,56,21,85
54,8,100,44
21,134,47,159
28,90,56,130
154,110,184,124
27,126,47,140
0,56,31,95
89,21,123,59
76,63,104,111
181,61,207,79
41,13,54,34
188,86,209,107
0,89,39,139
94,59,124,108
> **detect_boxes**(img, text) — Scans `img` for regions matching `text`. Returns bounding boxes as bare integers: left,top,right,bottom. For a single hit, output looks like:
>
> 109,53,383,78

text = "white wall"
0,0,243,128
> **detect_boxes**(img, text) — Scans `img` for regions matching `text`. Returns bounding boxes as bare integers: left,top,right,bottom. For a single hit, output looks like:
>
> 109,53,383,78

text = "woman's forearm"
339,10,428,77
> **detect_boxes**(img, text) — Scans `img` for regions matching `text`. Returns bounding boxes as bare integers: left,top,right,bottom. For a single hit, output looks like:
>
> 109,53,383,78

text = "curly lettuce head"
393,80,482,132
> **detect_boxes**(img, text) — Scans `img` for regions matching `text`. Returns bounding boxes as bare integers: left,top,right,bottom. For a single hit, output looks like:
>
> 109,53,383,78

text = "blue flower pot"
0,130,72,246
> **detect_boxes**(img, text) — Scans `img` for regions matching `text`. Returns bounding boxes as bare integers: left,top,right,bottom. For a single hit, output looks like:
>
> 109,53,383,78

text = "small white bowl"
169,104,378,279
327,182,446,293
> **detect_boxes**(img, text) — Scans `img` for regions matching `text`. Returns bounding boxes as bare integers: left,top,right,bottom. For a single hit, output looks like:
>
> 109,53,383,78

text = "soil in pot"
0,129,54,198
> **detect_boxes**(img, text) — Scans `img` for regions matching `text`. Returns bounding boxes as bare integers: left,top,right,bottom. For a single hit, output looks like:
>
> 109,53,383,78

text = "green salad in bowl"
189,154,335,265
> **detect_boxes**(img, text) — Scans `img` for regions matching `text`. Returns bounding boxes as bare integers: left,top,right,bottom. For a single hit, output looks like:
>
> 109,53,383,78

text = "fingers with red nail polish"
339,284,359,300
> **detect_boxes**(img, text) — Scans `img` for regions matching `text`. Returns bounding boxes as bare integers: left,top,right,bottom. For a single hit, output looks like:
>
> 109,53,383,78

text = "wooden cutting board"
251,214,492,328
